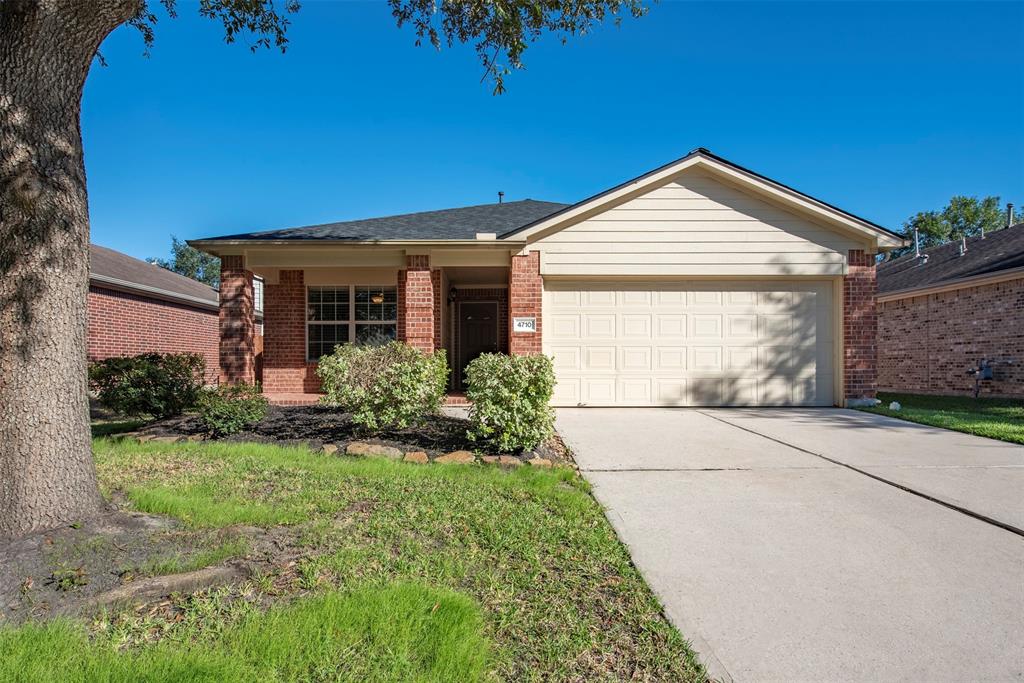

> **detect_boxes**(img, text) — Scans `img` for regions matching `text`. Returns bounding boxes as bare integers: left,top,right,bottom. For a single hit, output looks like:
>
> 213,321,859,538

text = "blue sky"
84,1,1024,261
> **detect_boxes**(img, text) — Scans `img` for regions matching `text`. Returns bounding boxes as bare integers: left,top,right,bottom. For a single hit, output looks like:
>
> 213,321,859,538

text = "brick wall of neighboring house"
262,269,320,394
843,249,878,401
509,251,542,355
878,277,1024,397
397,255,435,352
87,285,220,383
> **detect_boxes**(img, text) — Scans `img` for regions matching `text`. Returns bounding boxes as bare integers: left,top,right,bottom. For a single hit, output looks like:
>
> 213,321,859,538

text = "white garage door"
544,281,836,407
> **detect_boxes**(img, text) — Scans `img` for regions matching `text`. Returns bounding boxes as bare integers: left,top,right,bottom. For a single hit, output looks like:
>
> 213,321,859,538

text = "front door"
458,301,499,389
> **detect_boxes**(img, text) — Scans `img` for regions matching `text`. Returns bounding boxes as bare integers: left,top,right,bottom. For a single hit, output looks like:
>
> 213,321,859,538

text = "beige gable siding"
532,170,866,276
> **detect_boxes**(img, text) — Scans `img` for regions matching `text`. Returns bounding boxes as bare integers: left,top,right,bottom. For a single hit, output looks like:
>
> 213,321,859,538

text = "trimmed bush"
316,341,448,431
464,353,556,452
89,353,205,418
198,383,269,436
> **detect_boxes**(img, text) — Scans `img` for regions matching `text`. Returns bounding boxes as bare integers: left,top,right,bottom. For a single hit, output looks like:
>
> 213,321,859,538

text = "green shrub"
464,353,556,452
89,353,205,418
198,383,269,436
316,341,448,431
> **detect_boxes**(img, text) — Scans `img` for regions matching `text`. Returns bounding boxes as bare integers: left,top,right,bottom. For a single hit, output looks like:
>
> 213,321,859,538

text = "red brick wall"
509,251,543,355
262,269,320,393
844,249,878,401
878,277,1024,397
87,285,220,383
397,255,436,352
219,255,255,384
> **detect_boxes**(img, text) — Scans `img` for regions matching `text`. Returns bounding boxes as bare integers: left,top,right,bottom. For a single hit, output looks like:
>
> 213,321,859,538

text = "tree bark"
0,0,140,538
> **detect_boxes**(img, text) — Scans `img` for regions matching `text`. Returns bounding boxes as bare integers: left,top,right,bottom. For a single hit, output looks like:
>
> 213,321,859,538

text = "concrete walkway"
557,408,1024,682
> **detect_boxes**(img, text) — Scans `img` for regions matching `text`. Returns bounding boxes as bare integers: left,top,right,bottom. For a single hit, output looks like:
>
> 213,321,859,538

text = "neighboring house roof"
877,223,1024,296
190,149,902,252
197,199,569,242
89,244,220,311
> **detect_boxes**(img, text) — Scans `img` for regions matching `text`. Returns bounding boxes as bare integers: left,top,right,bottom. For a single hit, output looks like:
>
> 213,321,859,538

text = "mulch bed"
134,406,573,466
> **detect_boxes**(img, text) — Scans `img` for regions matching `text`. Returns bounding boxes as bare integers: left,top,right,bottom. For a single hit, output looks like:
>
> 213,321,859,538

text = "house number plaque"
513,317,536,333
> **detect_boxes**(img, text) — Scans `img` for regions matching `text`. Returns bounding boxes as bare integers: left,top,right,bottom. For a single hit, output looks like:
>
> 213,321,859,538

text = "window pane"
355,287,397,322
308,287,349,322
308,323,349,360
355,324,396,346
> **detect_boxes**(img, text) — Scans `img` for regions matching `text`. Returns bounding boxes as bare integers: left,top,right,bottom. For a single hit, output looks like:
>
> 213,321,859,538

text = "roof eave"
877,265,1024,302
89,273,219,311
189,238,527,255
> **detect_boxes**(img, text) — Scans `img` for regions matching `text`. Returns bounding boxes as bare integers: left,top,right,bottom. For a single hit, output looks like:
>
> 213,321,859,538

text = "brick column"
263,269,313,393
844,249,878,403
397,255,436,352
219,255,255,384
509,251,542,355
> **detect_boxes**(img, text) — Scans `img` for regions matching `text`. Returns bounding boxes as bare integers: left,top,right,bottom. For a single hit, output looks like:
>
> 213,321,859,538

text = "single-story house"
88,244,264,383
191,149,904,407
877,222,1023,397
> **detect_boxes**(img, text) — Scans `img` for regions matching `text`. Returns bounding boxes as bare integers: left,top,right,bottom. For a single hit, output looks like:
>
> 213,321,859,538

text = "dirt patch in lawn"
0,512,291,625
137,405,573,465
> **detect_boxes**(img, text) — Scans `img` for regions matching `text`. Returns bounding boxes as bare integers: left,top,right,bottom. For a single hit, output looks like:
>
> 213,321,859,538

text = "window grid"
307,286,397,360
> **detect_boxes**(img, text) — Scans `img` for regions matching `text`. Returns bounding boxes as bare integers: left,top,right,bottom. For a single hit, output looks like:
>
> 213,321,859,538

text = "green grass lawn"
858,392,1024,444
1,437,705,682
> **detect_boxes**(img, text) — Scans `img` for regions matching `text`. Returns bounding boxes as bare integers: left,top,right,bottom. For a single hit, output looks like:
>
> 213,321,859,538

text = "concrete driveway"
557,408,1024,682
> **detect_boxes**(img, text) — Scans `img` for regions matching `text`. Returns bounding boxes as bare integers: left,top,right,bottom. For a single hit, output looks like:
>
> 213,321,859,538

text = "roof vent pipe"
498,191,504,204
959,235,967,257
1009,203,1015,228
914,227,921,260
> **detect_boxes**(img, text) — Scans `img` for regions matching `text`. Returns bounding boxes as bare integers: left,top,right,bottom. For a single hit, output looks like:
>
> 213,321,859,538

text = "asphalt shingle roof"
877,223,1024,294
199,199,569,242
90,244,219,306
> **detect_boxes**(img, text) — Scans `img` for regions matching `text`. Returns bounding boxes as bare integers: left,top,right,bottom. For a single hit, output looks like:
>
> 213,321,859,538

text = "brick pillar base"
219,255,255,384
398,255,436,352
509,251,542,355
844,249,878,403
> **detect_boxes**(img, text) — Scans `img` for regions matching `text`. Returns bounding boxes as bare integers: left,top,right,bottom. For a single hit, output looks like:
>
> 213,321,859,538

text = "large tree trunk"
0,0,139,538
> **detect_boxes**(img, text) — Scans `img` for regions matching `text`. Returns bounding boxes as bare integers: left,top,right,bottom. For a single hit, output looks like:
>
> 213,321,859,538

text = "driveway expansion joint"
695,410,1024,539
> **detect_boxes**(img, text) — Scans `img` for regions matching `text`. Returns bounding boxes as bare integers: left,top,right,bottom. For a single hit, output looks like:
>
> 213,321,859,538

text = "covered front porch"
215,248,542,403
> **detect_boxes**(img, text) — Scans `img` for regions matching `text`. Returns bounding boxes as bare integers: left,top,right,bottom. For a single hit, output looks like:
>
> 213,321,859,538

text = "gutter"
187,238,528,252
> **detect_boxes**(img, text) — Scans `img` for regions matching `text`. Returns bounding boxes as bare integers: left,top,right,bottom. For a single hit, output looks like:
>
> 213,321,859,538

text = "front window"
307,286,397,360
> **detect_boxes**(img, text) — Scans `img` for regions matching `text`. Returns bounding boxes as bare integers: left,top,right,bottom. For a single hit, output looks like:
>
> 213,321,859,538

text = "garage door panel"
727,314,757,338
583,378,616,403
692,314,722,338
656,347,687,371
618,378,652,404
545,280,834,407
692,346,724,371
620,347,653,372
656,314,687,337
584,347,616,371
584,315,616,338
620,314,652,338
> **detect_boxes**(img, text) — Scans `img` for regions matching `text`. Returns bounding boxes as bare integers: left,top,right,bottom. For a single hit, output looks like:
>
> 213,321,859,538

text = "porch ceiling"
444,266,509,287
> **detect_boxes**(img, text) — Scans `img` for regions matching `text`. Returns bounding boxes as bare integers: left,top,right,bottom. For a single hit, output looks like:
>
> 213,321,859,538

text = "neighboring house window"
253,277,264,315
307,286,397,360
